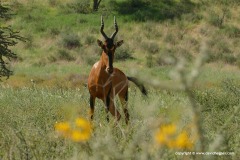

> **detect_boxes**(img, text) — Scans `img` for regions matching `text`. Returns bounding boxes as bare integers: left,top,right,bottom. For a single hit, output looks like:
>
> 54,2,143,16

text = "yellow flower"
55,117,92,142
72,117,92,142
161,124,176,135
175,131,193,150
55,122,71,137
155,124,176,144
70,129,90,142
155,131,166,144
75,118,91,132
55,122,70,132
155,123,194,150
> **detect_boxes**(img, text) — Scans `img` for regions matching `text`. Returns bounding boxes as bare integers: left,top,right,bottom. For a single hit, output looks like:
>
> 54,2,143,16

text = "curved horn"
100,16,108,40
111,16,118,39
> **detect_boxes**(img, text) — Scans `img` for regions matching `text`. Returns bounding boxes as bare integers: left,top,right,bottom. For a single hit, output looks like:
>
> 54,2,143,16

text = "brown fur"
88,46,129,123
87,17,146,124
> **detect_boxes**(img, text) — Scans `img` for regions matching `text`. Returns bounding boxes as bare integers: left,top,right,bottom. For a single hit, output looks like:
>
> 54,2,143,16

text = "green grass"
13,63,91,76
1,0,240,159
6,0,239,69
0,81,239,159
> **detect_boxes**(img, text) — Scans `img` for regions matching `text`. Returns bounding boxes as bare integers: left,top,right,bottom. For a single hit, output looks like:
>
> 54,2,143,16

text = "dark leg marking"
124,108,130,124
105,85,112,122
125,89,128,101
105,108,109,122
106,94,111,110
124,90,129,124
90,95,95,120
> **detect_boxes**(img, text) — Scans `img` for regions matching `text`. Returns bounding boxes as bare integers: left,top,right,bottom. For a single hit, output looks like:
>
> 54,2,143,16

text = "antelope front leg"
105,95,121,122
89,95,95,120
119,90,129,125
108,100,121,122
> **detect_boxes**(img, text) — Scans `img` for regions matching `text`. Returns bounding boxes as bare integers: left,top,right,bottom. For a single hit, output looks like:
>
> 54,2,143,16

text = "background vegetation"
0,0,239,159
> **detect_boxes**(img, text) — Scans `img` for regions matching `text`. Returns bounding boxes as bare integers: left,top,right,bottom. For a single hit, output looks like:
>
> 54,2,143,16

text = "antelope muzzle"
106,67,113,74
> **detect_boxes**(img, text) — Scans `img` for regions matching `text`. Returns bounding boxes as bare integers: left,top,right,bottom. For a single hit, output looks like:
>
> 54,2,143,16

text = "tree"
0,4,25,80
93,0,102,11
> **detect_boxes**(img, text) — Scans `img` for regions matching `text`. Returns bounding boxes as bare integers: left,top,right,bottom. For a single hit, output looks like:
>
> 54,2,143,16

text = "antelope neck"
100,51,113,69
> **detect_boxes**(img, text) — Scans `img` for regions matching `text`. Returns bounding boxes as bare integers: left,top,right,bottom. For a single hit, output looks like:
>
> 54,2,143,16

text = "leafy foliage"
67,0,91,14
114,0,195,21
0,4,25,79
0,4,12,19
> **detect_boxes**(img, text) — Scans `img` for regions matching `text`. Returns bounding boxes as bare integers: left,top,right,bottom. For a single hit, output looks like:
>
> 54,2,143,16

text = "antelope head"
97,16,124,74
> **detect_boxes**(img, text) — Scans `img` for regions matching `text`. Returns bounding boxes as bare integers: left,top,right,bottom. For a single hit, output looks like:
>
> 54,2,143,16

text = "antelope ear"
97,39,104,48
115,40,123,48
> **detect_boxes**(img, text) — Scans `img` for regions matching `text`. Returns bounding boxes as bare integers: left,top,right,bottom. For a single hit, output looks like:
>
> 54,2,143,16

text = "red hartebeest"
87,16,147,124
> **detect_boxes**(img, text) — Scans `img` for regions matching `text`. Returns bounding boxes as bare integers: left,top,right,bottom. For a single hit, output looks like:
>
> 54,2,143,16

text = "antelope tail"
127,76,147,96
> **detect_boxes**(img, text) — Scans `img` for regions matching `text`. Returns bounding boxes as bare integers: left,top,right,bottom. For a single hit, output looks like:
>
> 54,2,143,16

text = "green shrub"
222,54,237,64
62,34,81,49
23,35,35,49
221,25,240,38
48,0,57,7
194,80,240,110
47,49,75,62
181,13,203,23
88,27,98,34
114,0,195,21
47,54,57,63
84,35,95,45
49,27,60,36
55,49,75,61
142,41,159,54
164,33,176,44
222,79,240,97
207,53,236,64
207,37,235,64
146,54,153,68
67,0,91,14
194,89,239,110
85,54,98,65
208,11,223,27
176,47,192,61
206,0,240,5
115,46,133,61
32,59,47,67
207,8,230,28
